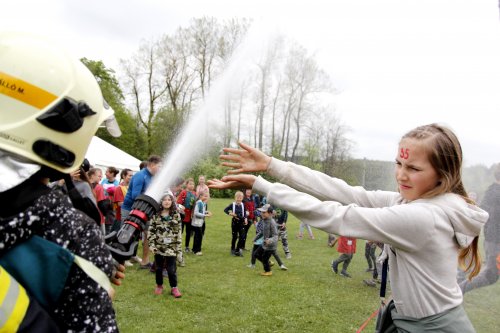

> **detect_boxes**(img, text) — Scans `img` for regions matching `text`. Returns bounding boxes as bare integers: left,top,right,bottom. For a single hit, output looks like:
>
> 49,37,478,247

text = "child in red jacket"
331,236,357,278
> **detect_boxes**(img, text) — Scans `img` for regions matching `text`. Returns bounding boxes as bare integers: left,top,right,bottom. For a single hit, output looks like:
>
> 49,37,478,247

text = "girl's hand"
208,175,257,190
220,141,271,174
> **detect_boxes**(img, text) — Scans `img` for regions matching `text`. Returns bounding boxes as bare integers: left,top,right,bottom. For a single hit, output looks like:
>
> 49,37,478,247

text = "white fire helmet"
0,31,119,173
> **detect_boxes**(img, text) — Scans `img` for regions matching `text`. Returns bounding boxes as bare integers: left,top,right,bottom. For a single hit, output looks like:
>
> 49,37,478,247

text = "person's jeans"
182,222,192,248
192,226,203,253
255,246,273,272
231,221,245,251
154,254,177,288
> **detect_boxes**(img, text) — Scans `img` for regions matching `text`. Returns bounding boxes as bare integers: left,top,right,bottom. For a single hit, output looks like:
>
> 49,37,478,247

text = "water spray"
105,19,273,263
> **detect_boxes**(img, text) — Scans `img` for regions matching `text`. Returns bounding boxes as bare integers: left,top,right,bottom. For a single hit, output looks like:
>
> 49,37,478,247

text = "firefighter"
0,32,123,332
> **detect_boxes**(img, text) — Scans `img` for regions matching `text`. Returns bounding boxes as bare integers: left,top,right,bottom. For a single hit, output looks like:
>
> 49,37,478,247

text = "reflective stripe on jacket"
0,265,29,333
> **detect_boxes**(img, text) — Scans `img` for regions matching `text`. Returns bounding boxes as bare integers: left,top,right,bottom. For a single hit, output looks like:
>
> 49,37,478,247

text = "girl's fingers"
237,141,253,152
221,161,240,169
220,154,240,161
226,168,244,175
222,147,243,155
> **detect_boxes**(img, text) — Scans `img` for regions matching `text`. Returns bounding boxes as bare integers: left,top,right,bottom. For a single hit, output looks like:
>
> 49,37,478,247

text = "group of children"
93,165,383,293
223,190,291,274
90,166,384,295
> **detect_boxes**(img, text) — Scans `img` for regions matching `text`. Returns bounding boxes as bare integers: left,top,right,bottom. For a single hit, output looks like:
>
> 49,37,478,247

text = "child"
363,243,386,287
210,123,488,331
248,216,287,270
177,178,197,253
364,240,377,272
148,194,183,298
196,175,210,198
297,221,315,240
191,191,211,255
247,217,263,268
224,191,248,256
274,206,291,259
242,189,256,250
331,236,357,278
253,204,279,276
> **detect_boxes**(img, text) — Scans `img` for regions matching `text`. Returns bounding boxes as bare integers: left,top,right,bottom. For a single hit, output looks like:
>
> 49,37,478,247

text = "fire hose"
104,194,160,263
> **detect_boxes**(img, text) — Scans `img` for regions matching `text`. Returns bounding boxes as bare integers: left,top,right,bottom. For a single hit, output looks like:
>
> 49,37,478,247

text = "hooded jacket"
253,158,488,319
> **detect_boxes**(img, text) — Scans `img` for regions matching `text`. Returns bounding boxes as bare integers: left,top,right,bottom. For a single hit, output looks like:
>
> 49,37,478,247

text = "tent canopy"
85,136,141,172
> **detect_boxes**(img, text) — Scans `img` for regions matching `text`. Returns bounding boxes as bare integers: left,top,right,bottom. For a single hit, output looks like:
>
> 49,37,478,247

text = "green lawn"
113,198,500,332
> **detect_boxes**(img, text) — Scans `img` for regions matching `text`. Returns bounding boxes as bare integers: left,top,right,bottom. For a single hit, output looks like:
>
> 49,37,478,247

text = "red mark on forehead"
400,148,410,159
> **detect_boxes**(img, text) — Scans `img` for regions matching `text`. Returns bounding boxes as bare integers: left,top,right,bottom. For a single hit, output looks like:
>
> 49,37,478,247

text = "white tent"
85,136,141,172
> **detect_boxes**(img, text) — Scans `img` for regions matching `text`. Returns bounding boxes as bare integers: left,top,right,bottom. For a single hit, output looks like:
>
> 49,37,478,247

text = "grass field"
114,198,500,332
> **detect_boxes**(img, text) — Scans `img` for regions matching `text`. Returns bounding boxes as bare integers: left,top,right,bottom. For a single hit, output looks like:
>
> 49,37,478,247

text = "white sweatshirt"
253,158,488,318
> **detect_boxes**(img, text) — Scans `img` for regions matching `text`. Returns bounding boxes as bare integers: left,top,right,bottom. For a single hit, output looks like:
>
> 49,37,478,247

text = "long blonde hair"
402,124,481,279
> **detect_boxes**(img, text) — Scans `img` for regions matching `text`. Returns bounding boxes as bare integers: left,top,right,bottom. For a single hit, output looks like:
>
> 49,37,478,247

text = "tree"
189,17,219,98
121,40,169,156
81,58,146,160
119,18,250,157
281,44,332,161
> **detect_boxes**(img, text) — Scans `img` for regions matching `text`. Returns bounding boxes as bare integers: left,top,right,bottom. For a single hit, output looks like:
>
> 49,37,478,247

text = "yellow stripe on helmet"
0,71,58,110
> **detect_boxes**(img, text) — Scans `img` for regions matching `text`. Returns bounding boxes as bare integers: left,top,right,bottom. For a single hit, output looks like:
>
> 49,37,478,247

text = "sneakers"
260,271,273,276
139,262,153,270
280,264,288,271
171,287,182,298
124,260,133,267
185,247,190,253
231,249,243,257
331,260,338,274
247,264,255,268
296,234,303,240
131,256,142,264
285,253,292,259
363,279,377,287
340,271,352,278
195,252,203,256
154,285,163,295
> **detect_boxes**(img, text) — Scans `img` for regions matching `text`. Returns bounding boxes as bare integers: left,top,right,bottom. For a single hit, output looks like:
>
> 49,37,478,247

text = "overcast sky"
2,0,500,166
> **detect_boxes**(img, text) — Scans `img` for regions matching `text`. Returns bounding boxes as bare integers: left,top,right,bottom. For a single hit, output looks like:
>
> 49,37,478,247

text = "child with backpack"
176,178,197,253
191,191,211,255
